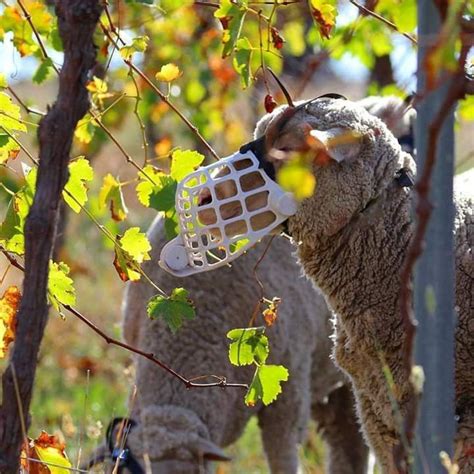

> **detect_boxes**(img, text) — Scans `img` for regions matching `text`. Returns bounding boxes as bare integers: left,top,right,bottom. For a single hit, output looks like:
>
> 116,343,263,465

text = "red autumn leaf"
264,94,278,113
309,1,336,40
0,286,21,359
263,297,281,326
21,431,72,473
270,27,285,50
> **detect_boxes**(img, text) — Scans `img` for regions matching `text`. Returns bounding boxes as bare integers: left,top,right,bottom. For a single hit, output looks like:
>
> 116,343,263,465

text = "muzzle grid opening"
160,151,297,276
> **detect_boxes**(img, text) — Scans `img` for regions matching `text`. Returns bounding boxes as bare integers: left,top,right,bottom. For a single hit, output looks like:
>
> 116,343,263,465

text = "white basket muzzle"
159,151,297,277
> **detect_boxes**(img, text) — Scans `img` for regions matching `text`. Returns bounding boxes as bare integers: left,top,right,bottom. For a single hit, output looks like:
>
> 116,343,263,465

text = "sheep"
85,95,415,474
115,218,368,474
206,96,472,472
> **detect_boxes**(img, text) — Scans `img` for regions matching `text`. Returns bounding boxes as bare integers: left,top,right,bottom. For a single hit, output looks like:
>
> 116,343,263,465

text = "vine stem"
99,17,220,161
349,0,417,45
16,0,61,74
0,248,248,391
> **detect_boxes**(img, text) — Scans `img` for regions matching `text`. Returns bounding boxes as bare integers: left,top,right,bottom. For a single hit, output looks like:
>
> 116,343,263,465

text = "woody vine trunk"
0,1,101,471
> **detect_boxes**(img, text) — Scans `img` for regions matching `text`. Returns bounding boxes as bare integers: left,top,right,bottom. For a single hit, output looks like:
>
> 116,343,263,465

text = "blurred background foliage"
0,0,472,471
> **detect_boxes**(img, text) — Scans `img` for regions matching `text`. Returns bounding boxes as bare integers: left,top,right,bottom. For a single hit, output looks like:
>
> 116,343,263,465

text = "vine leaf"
32,58,54,85
214,0,247,58
0,286,21,359
263,297,281,327
21,431,72,473
0,91,27,164
0,73,7,89
99,174,128,222
233,37,253,88
63,157,94,213
119,35,149,59
170,149,205,181
0,167,37,255
245,364,289,406
136,150,203,239
308,0,337,39
74,114,97,144
227,327,269,366
48,261,76,312
86,76,114,107
147,288,196,333
276,156,316,201
155,63,182,82
113,227,151,282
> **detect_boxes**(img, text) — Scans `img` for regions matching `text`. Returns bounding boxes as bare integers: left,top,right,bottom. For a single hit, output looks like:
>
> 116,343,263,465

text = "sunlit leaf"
22,431,72,474
245,364,289,406
119,35,149,59
48,261,76,311
0,286,20,358
99,174,128,222
227,327,269,366
155,63,182,82
170,148,205,181
277,159,316,201
0,167,36,255
0,73,7,89
147,287,196,333
214,0,247,58
63,157,93,213
74,114,97,145
309,0,337,39
458,96,474,121
0,91,27,164
233,37,253,88
113,228,150,282
120,227,151,264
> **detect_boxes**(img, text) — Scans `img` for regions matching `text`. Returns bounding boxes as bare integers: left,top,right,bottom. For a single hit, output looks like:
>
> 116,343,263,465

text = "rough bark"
0,1,102,471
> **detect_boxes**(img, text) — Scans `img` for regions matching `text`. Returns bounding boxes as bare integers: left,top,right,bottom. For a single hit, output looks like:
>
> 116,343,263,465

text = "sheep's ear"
358,95,415,137
190,438,231,462
308,127,362,163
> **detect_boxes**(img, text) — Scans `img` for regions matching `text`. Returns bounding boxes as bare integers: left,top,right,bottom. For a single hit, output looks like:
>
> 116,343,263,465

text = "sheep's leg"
258,358,311,474
258,408,300,474
312,384,369,474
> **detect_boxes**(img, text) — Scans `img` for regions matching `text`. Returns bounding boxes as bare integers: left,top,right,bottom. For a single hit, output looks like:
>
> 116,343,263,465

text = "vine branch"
0,248,248,391
0,2,102,472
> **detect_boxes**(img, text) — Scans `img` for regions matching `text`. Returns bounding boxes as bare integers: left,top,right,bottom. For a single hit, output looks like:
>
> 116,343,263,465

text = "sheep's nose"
198,190,212,206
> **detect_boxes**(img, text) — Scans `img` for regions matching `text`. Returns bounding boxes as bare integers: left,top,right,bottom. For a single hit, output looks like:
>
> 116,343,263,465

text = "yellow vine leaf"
21,431,72,473
155,63,182,82
0,286,21,359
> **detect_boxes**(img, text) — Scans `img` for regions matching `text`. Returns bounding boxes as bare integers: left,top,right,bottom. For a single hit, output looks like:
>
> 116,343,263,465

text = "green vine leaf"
63,157,94,213
0,91,27,164
147,288,196,333
113,227,151,282
0,167,37,255
48,261,76,312
245,364,289,407
214,0,247,58
170,149,205,182
99,174,128,222
233,37,253,89
227,327,269,366
74,114,97,145
119,35,149,59
32,58,54,85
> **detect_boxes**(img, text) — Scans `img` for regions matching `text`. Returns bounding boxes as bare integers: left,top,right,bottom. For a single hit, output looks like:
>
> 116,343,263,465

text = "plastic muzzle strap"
159,150,297,277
